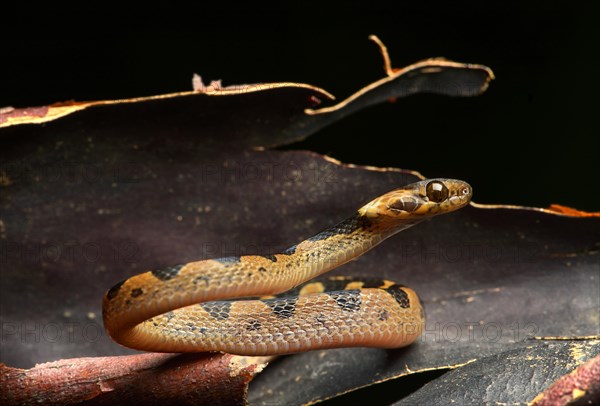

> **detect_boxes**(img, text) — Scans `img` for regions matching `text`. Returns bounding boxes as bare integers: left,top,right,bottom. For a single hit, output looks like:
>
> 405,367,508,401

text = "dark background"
2,2,598,210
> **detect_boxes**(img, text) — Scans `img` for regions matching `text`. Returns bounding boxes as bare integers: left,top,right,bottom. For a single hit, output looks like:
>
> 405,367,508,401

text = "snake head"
360,178,472,221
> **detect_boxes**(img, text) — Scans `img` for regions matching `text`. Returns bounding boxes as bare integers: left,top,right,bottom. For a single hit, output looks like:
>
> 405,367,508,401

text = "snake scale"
103,179,472,355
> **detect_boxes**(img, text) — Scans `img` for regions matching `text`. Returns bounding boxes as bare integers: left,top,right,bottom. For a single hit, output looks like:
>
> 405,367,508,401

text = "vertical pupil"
426,181,449,202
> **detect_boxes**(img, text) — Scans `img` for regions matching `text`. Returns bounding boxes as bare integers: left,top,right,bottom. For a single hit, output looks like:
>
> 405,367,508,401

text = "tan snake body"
103,179,472,355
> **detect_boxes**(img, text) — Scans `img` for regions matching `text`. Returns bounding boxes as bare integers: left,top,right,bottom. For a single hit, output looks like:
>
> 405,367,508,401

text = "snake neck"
279,212,421,283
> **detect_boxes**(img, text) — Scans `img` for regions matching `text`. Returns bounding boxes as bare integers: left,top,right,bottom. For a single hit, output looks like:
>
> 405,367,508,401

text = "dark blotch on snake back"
319,279,349,292
363,278,400,289
201,301,232,320
378,309,390,321
131,288,143,298
106,279,126,300
260,254,278,262
327,290,362,312
194,275,211,286
321,277,392,291
266,297,298,319
152,264,184,281
214,256,242,266
307,212,371,242
246,320,262,331
280,245,297,255
387,284,410,308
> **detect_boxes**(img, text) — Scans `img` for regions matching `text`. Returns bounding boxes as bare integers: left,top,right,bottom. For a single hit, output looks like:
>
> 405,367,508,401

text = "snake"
103,178,472,355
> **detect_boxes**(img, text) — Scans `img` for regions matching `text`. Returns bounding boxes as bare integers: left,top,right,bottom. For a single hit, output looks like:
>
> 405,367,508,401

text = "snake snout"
445,180,473,207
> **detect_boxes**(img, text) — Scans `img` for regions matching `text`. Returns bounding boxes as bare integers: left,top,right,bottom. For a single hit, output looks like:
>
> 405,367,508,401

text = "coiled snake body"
103,179,472,355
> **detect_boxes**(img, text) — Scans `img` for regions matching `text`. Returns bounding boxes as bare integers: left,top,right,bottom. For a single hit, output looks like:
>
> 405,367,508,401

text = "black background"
2,2,598,210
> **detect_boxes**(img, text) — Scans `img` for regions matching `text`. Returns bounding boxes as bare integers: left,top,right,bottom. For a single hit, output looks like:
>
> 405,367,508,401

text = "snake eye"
426,181,449,203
